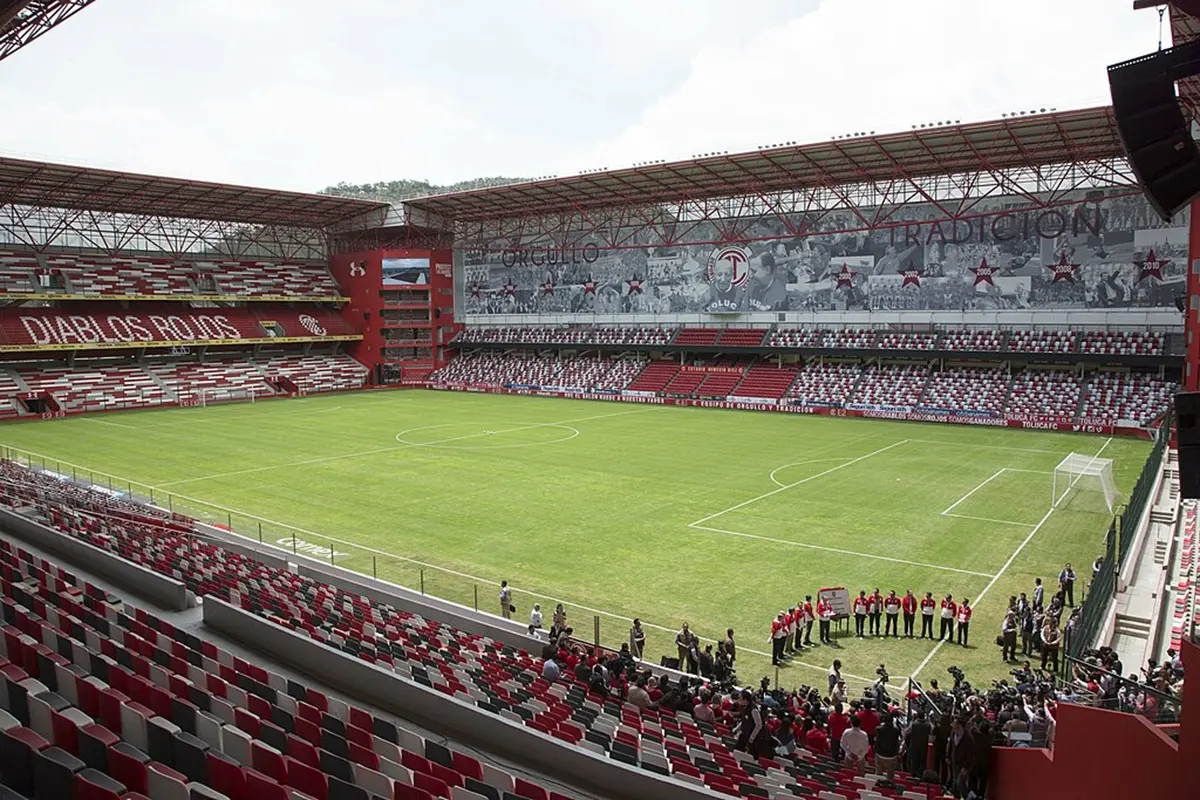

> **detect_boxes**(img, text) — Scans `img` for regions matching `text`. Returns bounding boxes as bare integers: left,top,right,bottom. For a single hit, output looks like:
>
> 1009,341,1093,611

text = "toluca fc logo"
298,314,326,336
706,246,751,289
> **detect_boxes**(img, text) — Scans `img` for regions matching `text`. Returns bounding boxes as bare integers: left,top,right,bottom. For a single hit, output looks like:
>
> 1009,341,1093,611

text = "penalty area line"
940,469,1006,516
688,524,994,577
909,436,1114,681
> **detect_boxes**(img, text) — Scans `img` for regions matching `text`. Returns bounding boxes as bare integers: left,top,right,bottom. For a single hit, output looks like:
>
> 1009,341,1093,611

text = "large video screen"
382,257,429,286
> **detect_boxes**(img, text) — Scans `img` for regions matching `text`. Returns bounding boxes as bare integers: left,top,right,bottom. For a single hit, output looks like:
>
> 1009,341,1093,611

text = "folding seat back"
204,750,245,799
74,767,126,800
249,740,286,783
328,775,370,800
146,763,190,800
78,723,119,772
0,726,49,795
107,743,151,795
173,730,210,783
33,745,84,800
285,755,328,800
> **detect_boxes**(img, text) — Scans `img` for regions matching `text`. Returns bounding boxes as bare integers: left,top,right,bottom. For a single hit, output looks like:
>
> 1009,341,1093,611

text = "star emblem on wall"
582,277,597,295
833,263,856,289
541,280,555,296
626,276,644,294
1135,248,1170,283
900,263,923,288
970,257,999,287
469,282,482,298
502,282,517,297
1046,253,1079,283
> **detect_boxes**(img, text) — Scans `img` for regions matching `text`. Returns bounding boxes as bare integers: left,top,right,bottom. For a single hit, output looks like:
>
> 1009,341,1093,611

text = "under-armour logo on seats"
348,261,366,277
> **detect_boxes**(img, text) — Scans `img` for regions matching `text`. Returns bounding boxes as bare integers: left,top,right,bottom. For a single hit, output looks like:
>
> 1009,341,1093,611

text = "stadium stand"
625,362,681,394
1078,330,1164,357
849,364,928,408
765,328,826,349
0,463,965,800
940,329,1006,352
875,331,939,351
260,354,371,395
0,533,576,800
1008,330,1078,354
18,366,169,413
671,328,720,347
714,329,767,347
0,250,344,299
455,327,676,347
1080,372,1175,425
783,363,861,407
919,368,1010,416
730,366,799,400
1007,369,1083,419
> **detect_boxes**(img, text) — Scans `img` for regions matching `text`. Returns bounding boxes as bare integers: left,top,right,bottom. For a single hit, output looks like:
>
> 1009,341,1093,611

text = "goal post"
1053,452,1116,513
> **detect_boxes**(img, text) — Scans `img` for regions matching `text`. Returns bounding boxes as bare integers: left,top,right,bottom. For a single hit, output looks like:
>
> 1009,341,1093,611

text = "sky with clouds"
0,0,1167,193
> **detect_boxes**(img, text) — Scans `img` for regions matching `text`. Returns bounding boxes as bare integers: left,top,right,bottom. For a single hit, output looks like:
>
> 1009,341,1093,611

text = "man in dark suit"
948,717,975,799
904,711,932,777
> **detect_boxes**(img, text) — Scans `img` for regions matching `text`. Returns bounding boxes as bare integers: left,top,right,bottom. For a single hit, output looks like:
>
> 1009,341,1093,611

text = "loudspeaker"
1109,41,1200,221
1176,392,1200,499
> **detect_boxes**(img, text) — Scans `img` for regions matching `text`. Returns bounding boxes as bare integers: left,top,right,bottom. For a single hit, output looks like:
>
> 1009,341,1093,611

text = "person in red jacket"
827,702,850,761
801,595,815,646
804,718,829,755
920,591,936,638
940,594,957,641
956,599,972,646
902,589,918,638
883,590,902,638
818,598,834,643
770,611,788,665
856,701,881,745
853,590,869,637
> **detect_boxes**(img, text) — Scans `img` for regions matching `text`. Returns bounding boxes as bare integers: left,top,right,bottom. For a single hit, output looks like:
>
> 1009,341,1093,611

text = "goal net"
183,387,269,407
1053,452,1116,513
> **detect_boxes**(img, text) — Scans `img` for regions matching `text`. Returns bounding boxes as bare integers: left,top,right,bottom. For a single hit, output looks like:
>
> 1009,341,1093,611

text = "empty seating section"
1081,372,1175,424
0,250,343,298
784,364,860,406
941,330,1005,351
825,329,875,349
0,532,572,800
0,465,948,800
731,367,799,399
1079,330,1164,356
0,371,22,419
714,329,766,347
261,355,369,393
1008,330,1077,353
625,362,680,393
876,332,938,351
920,369,1009,415
19,367,168,413
456,327,675,346
849,365,928,407
671,328,720,346
1007,370,1082,419
765,328,826,348
431,354,643,392
1170,502,1197,654
149,362,275,402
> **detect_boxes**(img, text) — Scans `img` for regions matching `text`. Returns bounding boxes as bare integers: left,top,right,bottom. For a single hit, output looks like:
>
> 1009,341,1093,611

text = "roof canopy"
406,106,1123,222
0,0,98,64
0,156,390,229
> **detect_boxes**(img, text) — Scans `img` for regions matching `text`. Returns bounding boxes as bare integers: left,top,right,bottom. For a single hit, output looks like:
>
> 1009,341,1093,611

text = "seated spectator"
541,656,561,682
627,677,651,709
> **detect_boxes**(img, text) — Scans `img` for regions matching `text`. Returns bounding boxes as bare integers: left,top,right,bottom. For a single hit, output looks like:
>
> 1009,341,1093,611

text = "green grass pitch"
0,390,1150,692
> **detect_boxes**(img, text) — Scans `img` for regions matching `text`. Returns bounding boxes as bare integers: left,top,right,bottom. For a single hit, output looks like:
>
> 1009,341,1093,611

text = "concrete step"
1114,613,1152,637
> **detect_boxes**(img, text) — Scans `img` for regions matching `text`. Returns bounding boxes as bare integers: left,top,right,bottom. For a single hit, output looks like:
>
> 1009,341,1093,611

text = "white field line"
909,436,1114,680
690,524,994,577
152,408,653,488
689,439,910,528
941,469,1006,516
768,458,859,488
79,418,140,430
942,513,1037,528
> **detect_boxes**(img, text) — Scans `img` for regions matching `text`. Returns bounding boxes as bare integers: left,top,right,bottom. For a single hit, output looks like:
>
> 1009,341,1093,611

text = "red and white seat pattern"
1170,502,1198,653
431,353,642,392
1081,372,1174,424
1078,331,1164,356
920,368,1008,415
850,364,928,407
149,361,276,402
942,330,1005,351
766,328,826,348
1007,370,1082,418
10,250,344,298
260,354,368,393
0,528,573,800
18,366,168,412
784,364,860,406
732,366,799,399
825,329,875,349
1007,330,1077,353
0,370,22,419
876,332,938,351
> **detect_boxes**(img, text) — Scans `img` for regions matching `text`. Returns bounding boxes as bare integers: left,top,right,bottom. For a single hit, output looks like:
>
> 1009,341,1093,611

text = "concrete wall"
203,598,723,800
0,506,190,610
